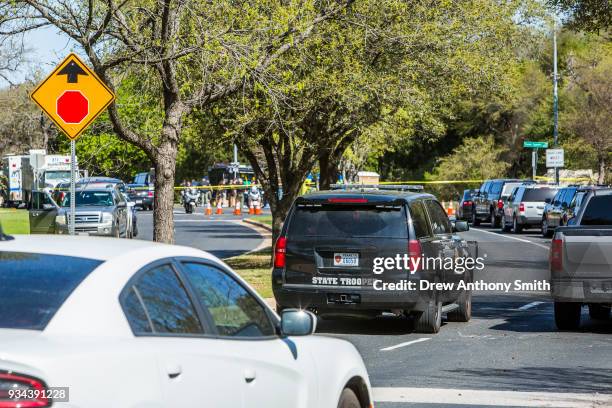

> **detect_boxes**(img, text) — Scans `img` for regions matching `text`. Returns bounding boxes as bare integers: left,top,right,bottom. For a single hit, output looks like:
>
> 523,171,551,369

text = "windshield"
61,191,115,207
45,171,71,181
581,195,612,225
0,252,101,330
502,182,522,197
288,205,408,238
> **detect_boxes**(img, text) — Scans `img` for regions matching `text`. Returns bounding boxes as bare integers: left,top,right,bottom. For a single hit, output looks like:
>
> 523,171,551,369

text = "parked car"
56,185,130,237
542,185,606,237
0,235,372,408
550,188,612,330
273,190,475,334
501,185,559,233
456,189,476,221
128,171,155,210
472,179,534,227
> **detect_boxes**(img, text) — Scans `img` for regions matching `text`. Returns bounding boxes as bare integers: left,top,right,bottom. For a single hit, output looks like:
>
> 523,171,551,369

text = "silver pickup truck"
550,188,612,330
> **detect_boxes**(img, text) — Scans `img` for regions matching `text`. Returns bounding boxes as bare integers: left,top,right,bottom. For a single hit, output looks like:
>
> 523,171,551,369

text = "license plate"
136,200,142,204
333,253,359,267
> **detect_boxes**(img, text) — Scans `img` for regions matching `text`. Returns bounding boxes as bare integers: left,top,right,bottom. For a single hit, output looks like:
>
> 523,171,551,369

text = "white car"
0,235,372,408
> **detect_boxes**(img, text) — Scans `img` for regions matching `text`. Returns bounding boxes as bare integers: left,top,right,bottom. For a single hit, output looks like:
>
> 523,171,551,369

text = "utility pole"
233,143,239,180
552,21,560,185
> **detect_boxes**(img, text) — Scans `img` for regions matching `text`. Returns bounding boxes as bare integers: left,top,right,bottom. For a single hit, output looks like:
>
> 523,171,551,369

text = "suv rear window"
288,205,408,238
522,188,558,202
0,252,101,330
581,195,612,225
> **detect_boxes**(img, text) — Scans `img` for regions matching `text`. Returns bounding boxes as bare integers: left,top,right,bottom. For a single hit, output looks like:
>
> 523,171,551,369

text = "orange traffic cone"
447,206,455,216
248,205,255,215
254,201,262,215
205,202,212,215
215,199,223,215
233,200,241,216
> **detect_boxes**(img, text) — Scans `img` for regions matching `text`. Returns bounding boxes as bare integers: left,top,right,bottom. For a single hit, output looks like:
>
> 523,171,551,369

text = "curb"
243,218,273,232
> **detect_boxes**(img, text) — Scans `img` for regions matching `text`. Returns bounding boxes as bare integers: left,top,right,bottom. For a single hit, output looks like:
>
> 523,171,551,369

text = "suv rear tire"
542,218,553,238
491,210,500,228
512,216,523,233
413,298,442,333
588,304,610,320
554,302,581,330
471,211,480,226
337,388,360,408
447,290,472,322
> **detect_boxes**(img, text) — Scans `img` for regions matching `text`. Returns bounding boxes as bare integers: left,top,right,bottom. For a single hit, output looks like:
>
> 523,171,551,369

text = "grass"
225,247,273,298
0,209,29,234
247,215,272,226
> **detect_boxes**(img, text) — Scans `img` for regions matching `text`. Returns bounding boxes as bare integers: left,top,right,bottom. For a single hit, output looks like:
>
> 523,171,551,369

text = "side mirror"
453,220,469,232
545,198,552,204
280,309,317,336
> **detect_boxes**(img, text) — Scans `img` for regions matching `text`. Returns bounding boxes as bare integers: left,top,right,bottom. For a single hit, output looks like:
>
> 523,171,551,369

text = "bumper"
58,222,115,236
518,215,541,225
273,274,435,314
130,196,153,208
551,278,612,303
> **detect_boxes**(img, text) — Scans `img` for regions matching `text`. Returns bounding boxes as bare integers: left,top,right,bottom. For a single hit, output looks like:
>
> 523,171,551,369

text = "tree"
200,0,528,240
1,0,353,243
549,1,612,32
563,40,611,183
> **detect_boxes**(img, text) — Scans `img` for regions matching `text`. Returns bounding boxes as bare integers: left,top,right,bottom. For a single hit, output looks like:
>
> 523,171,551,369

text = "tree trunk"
319,150,337,190
153,141,178,244
597,155,606,185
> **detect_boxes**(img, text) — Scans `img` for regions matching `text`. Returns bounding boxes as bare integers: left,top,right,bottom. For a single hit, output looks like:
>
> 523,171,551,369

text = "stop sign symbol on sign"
56,90,89,124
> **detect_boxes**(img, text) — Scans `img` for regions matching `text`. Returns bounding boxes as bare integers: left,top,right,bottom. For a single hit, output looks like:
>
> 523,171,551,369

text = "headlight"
55,215,66,225
102,213,113,223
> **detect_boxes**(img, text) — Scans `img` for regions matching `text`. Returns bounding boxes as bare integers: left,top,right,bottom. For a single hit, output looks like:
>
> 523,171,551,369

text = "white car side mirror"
280,309,317,336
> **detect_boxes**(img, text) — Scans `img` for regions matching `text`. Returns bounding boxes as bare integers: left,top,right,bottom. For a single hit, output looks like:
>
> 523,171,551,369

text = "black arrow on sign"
57,60,88,83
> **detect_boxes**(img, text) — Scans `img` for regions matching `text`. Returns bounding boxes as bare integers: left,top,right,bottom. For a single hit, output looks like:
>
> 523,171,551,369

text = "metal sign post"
532,149,537,180
69,140,76,235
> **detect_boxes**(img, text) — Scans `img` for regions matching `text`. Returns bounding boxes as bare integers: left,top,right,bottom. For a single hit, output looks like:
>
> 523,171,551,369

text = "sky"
1,25,77,87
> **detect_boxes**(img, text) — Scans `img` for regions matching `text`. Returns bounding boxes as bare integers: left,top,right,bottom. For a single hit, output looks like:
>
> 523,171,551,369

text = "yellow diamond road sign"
30,53,115,141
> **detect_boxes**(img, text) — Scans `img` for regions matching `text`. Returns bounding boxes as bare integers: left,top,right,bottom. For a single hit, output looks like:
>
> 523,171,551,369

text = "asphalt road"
318,225,612,407
135,206,268,258
138,210,612,407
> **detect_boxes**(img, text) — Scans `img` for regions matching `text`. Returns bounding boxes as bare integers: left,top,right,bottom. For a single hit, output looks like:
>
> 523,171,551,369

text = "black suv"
272,190,475,333
472,179,534,227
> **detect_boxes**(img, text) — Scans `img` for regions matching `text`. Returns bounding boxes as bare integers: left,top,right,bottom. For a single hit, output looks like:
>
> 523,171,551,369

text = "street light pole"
553,21,560,185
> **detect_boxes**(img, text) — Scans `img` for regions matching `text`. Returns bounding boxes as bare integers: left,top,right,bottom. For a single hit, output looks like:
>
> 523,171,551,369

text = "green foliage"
549,0,612,32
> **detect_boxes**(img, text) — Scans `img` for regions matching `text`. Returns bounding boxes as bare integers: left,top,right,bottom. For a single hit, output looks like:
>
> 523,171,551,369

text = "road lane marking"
372,387,612,407
471,227,550,250
380,338,430,351
516,301,545,311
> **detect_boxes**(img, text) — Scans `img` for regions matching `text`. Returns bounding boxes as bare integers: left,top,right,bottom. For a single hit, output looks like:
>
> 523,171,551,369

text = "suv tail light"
274,236,287,268
0,371,50,407
327,198,368,203
408,239,423,272
497,199,503,209
550,238,563,272
519,202,525,213
147,191,154,197
464,200,472,206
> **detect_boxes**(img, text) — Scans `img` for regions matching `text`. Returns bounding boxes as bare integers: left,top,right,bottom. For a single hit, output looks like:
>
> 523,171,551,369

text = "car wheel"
133,224,138,237
337,388,360,408
501,217,511,232
542,218,553,238
413,298,442,333
588,304,610,320
554,302,581,330
447,290,472,322
114,225,120,238
471,211,480,226
490,210,499,227
513,216,523,233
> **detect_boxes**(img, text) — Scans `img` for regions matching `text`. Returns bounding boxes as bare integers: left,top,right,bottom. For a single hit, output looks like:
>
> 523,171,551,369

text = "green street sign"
523,141,548,149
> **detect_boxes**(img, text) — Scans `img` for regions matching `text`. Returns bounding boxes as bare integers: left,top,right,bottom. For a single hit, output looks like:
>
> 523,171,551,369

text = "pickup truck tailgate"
560,229,612,278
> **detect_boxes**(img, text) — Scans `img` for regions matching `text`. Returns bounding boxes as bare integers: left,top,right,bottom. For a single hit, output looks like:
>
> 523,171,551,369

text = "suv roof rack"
329,184,424,192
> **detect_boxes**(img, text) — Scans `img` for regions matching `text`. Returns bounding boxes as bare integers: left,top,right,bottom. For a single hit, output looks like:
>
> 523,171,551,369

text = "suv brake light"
408,239,422,272
0,371,50,407
464,200,472,206
274,236,287,268
147,191,154,197
497,199,503,209
519,202,525,213
550,238,563,272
